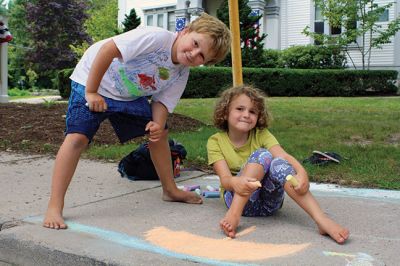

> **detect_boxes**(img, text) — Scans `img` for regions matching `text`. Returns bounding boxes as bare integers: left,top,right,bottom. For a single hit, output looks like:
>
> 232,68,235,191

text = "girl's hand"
232,177,261,196
145,121,163,142
85,92,108,112
292,174,309,195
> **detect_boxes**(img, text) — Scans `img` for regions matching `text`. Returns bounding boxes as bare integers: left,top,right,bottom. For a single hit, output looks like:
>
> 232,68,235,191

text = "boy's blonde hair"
187,13,231,65
213,85,271,131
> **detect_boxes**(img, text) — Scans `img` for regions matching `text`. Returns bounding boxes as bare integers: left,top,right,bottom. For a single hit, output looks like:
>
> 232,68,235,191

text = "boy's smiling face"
172,29,215,67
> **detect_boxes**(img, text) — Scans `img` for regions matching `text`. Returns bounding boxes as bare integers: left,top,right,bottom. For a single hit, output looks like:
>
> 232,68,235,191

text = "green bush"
8,88,31,97
281,45,346,69
55,68,74,98
56,67,398,99
184,67,398,97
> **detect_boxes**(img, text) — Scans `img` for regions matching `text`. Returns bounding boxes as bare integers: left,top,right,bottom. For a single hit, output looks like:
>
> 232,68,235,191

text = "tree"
25,0,91,73
85,0,119,42
303,0,400,70
216,0,267,67
122,8,141,32
7,0,31,88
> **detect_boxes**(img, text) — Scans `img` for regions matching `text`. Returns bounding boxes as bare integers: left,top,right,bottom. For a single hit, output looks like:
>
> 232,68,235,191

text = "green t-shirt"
207,128,279,174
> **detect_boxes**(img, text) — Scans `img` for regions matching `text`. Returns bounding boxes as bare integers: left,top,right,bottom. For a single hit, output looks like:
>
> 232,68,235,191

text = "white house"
118,0,400,71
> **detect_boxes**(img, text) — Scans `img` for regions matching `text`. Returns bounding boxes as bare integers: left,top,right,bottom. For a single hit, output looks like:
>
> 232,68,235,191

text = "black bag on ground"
118,139,187,180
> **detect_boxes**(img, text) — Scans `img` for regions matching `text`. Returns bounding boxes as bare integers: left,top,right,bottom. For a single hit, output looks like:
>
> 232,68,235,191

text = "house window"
378,9,389,22
157,14,164,27
143,5,176,31
146,15,154,26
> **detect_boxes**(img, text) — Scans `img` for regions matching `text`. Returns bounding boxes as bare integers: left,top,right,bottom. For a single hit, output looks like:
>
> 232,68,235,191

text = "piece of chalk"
286,175,299,187
194,188,202,195
186,185,200,191
203,191,220,198
206,185,216,191
177,185,185,190
251,180,262,188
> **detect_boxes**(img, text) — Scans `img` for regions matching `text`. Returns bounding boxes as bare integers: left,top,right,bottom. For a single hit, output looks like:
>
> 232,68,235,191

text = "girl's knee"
270,158,294,181
248,149,273,172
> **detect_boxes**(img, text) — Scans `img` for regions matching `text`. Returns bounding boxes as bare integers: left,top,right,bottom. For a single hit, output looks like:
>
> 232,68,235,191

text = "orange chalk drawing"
145,226,310,261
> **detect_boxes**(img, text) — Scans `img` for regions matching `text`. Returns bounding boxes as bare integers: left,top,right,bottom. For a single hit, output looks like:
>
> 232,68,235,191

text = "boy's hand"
232,177,261,196
145,121,163,142
85,92,108,112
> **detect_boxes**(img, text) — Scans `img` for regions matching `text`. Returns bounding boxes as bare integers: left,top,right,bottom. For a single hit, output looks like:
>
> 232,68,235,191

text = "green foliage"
54,68,74,98
184,67,398,98
216,0,267,67
8,87,30,97
25,0,91,72
281,45,346,69
122,8,141,32
303,0,400,69
26,69,38,89
7,0,31,88
262,49,283,68
85,0,119,42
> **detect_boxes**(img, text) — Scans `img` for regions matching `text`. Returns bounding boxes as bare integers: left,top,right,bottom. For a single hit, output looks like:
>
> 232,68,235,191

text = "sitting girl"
207,85,349,244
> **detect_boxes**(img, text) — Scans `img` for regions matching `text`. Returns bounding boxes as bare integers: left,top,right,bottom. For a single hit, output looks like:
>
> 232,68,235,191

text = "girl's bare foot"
317,216,349,244
43,208,67,229
162,189,203,204
219,210,240,238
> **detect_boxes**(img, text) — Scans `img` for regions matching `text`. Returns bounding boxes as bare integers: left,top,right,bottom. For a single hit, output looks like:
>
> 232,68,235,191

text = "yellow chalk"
286,175,299,187
252,180,262,188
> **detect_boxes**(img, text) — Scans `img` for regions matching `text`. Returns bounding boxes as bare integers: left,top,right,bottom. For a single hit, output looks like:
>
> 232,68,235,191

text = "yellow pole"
228,0,243,86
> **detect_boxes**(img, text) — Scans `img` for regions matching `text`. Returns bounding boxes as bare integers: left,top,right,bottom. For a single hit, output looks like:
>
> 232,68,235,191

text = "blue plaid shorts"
65,81,153,143
224,148,295,216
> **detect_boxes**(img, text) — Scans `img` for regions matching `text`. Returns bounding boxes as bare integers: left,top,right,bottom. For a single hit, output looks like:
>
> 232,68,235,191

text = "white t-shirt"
70,26,189,113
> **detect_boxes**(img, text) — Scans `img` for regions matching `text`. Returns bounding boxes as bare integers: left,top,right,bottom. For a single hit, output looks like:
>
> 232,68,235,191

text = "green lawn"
86,97,400,190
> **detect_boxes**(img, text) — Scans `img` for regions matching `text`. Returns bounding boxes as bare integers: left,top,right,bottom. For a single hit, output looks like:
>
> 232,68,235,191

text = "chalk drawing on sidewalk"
24,216,310,265
322,251,385,266
310,183,400,204
145,226,310,261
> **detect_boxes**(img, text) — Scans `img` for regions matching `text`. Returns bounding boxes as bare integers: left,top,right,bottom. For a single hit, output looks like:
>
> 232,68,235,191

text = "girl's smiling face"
172,29,215,66
227,94,259,134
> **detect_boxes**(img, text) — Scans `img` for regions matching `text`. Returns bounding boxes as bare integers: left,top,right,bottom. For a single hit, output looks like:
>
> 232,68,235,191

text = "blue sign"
175,17,186,32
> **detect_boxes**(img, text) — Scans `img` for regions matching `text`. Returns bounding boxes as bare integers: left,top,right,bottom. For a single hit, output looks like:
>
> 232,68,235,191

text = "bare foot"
317,216,349,244
219,209,240,238
43,208,67,230
162,188,203,204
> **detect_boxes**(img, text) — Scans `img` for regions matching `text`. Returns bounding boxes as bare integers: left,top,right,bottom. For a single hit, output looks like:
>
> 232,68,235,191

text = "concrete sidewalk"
0,151,399,265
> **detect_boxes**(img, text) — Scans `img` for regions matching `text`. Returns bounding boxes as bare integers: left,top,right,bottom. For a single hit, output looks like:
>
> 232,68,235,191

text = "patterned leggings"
223,148,295,216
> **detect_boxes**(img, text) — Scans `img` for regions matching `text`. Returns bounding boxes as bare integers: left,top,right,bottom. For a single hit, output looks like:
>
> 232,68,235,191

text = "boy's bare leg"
284,183,349,244
220,163,264,238
43,133,89,229
148,130,202,204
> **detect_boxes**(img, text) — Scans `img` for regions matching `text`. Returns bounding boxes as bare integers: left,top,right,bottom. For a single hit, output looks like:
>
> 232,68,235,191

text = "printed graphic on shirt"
138,73,156,90
109,49,180,98
158,67,170,80
118,68,142,96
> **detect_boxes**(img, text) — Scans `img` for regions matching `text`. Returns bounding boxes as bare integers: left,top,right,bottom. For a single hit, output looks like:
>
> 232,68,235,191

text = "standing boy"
44,13,231,229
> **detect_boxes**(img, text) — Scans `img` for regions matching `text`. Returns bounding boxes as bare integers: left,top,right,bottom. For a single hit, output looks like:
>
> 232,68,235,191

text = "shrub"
281,45,346,69
55,68,74,98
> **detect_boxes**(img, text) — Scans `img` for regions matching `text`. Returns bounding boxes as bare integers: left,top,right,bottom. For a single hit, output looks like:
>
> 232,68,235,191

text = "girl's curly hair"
213,85,271,131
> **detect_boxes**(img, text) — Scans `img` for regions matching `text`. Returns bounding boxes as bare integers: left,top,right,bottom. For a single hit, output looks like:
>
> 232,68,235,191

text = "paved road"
0,152,399,265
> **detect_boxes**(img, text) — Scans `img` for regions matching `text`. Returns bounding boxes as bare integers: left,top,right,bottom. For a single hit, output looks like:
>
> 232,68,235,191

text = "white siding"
281,0,312,49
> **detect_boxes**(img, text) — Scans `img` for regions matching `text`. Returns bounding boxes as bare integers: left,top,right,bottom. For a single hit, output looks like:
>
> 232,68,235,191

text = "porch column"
264,1,280,50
